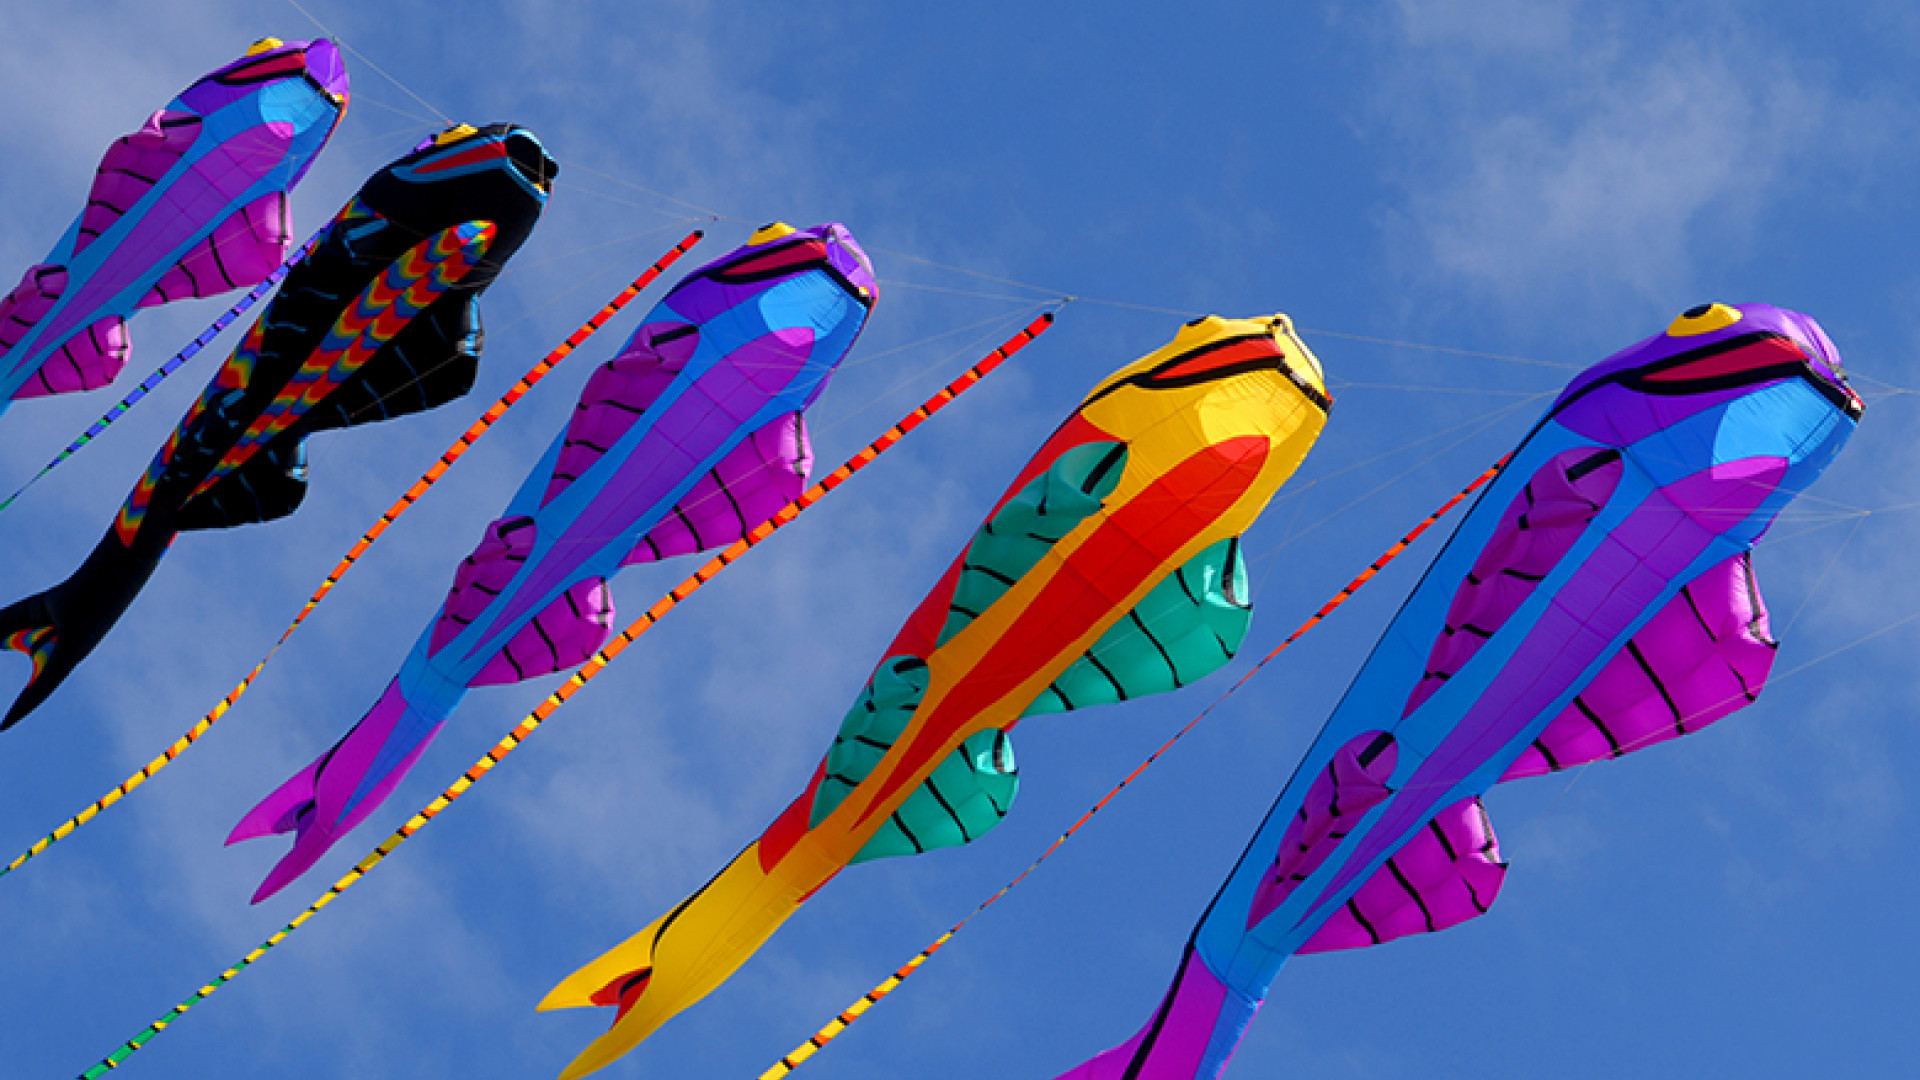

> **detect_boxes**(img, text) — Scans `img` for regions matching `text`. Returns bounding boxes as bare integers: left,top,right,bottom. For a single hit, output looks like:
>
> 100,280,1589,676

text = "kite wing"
0,123,554,730
229,222,878,901
0,37,346,411
1054,302,1862,1080
539,314,1334,1079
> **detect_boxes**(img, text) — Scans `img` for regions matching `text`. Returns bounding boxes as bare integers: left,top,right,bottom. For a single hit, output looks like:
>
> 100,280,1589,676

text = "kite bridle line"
755,452,1512,1080
1,231,703,883
74,312,1056,1079
0,227,328,514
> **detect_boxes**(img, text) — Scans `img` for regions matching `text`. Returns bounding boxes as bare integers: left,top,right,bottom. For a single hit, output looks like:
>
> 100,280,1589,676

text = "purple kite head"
177,38,349,117
1548,302,1862,449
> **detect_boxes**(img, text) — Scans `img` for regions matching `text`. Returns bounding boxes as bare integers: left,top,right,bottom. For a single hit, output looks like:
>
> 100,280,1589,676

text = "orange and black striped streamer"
5,231,702,884
74,312,1056,1079
756,452,1510,1080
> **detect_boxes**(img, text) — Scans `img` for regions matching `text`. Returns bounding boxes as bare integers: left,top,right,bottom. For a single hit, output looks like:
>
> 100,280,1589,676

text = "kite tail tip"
0,592,64,731
246,819,335,904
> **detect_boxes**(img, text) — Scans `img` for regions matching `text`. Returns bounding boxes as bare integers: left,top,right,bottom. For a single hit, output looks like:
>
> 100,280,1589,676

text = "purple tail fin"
228,678,444,902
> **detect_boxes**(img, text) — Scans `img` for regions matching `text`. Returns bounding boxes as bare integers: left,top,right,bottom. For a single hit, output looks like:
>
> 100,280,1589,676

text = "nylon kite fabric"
228,222,876,902
0,123,554,731
0,38,346,413
537,314,1333,1080
1051,302,1861,1080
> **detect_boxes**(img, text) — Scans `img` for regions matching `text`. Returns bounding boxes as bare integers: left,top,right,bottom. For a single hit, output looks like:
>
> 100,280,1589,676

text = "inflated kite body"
0,123,554,730
1054,303,1861,1080
229,222,877,901
540,314,1334,1079
0,38,347,412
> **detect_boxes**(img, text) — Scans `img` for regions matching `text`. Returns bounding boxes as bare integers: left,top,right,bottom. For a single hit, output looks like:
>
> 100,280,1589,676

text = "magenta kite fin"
138,191,291,308
430,516,535,655
1296,796,1506,954
625,411,812,565
1247,730,1397,928
541,321,700,507
226,755,328,843
73,110,204,259
469,578,615,687
4,306,131,400
228,678,443,902
1503,551,1775,780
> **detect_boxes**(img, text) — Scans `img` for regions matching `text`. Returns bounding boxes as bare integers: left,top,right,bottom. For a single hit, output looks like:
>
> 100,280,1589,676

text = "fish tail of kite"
541,837,817,1080
229,677,444,902
0,536,151,730
0,591,67,731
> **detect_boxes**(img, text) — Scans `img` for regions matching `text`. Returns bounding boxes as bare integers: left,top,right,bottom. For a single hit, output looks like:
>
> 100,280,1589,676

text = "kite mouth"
502,130,559,193
1084,331,1333,413
1632,332,1863,419
706,231,876,307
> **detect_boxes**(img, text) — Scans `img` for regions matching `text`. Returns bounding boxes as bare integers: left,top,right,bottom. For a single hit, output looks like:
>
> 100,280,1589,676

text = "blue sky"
2,2,1917,1077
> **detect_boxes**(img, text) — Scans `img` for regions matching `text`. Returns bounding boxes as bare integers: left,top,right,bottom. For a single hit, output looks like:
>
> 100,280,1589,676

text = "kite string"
72,314,1057,1080
0,231,705,883
753,453,1511,1080
0,227,326,514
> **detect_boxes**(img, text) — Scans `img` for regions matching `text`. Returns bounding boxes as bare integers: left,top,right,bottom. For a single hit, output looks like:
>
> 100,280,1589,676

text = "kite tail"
0,532,160,730
0,592,65,730
228,677,445,903
541,836,821,1080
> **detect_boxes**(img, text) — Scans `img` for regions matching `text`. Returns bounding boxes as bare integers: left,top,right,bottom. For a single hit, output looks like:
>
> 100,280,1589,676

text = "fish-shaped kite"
0,123,554,730
1051,303,1861,1080
0,37,347,412
539,314,1334,1079
229,222,877,902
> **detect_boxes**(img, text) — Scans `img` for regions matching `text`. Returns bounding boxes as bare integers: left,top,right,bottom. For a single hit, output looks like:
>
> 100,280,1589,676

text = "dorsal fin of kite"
137,191,292,309
811,656,931,826
300,291,484,431
469,578,614,687
542,320,699,507
1023,535,1251,718
851,728,1018,864
624,411,812,565
1296,795,1506,954
175,439,307,530
73,109,205,260
937,440,1128,647
430,516,534,654
1247,730,1398,928
1404,446,1624,717
1504,551,1775,780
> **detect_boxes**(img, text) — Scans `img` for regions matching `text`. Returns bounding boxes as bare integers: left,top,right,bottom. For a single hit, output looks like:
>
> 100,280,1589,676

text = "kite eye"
1667,302,1741,337
749,222,798,245
246,37,285,56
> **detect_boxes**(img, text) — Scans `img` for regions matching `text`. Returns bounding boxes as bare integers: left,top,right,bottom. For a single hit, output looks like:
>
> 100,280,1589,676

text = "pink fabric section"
430,516,535,654
1404,448,1624,717
9,315,129,399
625,411,812,564
1298,796,1505,953
469,578,615,686
0,266,67,359
73,110,203,258
137,191,290,307
1503,552,1774,779
1247,731,1396,929
542,322,700,506
1053,948,1240,1080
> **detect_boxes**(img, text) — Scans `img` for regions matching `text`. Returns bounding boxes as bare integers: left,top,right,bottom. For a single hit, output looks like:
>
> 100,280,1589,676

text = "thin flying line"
285,0,456,126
